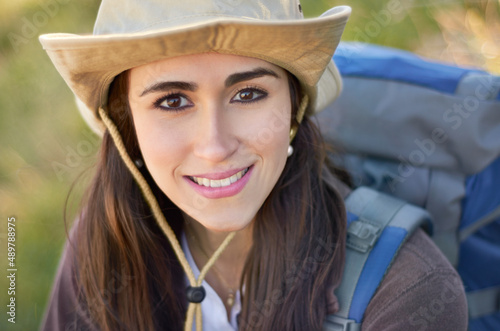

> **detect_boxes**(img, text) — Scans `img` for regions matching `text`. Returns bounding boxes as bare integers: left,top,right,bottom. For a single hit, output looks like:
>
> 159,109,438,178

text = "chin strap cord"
98,107,236,331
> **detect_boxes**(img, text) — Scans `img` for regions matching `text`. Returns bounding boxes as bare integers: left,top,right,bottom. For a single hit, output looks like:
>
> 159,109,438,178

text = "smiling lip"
185,166,253,199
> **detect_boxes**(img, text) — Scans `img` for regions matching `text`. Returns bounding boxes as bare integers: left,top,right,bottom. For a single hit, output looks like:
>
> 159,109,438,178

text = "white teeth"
191,167,249,188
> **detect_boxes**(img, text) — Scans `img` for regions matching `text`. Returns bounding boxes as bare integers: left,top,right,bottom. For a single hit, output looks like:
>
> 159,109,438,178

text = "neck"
184,215,253,317
184,214,253,284
184,215,253,264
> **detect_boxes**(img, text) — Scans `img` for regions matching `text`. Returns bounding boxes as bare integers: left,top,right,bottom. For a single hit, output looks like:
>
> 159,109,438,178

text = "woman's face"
128,53,292,232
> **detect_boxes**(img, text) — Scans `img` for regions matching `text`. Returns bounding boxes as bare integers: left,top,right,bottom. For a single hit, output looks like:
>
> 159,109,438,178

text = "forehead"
129,53,287,87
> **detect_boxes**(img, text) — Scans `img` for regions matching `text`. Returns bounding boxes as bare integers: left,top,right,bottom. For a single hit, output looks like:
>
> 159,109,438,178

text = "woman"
40,0,467,330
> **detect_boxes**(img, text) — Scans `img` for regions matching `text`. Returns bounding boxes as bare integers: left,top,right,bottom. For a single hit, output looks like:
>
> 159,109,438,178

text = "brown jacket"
41,226,467,331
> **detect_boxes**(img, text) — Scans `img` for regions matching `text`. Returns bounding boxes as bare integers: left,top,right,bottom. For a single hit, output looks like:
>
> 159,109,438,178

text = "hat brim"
40,6,350,135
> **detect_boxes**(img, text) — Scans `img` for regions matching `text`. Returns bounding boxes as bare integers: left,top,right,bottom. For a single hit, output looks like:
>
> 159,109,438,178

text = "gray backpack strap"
459,204,500,242
324,187,431,331
466,285,500,319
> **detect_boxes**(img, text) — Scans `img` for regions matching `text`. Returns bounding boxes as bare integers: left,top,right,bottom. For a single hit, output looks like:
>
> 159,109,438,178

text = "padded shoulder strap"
323,187,432,331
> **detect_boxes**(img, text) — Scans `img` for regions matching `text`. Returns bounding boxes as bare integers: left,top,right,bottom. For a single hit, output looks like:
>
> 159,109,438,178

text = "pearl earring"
287,145,294,157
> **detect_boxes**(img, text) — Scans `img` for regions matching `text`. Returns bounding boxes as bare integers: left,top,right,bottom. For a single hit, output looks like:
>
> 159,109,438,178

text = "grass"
0,2,99,330
0,0,497,330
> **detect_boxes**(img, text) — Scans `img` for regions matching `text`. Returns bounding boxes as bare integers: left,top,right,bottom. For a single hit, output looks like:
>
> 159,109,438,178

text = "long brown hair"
72,68,346,330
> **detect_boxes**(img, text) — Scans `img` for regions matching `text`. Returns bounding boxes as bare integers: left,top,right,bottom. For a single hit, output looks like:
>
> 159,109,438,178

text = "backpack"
323,186,432,331
318,42,500,330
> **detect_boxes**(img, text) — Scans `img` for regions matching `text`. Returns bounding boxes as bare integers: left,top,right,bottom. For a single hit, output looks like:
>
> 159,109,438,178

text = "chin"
193,213,255,233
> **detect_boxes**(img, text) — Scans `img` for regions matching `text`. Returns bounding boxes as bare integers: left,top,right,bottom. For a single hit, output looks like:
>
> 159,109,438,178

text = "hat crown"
94,0,304,35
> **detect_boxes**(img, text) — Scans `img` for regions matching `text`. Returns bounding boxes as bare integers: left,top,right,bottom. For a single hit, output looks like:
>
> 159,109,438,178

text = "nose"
193,104,239,163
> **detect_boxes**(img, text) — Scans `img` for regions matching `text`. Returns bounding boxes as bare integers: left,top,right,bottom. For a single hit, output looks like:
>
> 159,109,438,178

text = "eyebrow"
139,67,280,97
224,67,280,87
140,81,198,97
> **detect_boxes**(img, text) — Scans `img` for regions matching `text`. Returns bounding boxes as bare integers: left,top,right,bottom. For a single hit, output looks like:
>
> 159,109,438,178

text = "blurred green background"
0,0,498,330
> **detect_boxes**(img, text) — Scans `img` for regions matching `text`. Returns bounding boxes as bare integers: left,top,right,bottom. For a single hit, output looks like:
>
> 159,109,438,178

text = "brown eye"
167,96,181,107
158,94,191,110
239,91,254,100
232,88,267,103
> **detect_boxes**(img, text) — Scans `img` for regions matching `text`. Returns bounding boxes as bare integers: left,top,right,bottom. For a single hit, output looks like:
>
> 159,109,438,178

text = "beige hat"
39,0,350,135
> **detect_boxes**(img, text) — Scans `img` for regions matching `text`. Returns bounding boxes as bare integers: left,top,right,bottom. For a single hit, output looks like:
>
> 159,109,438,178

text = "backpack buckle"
346,219,382,253
323,315,361,331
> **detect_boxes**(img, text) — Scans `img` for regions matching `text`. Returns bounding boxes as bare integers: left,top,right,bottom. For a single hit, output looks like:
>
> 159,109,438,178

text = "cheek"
248,101,291,153
242,100,291,184
133,114,188,187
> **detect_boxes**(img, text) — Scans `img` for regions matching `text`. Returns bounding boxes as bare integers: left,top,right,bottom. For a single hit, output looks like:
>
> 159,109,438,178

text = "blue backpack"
319,42,500,330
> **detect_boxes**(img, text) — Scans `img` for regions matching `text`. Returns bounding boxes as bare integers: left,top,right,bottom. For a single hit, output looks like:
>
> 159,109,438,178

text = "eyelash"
153,92,191,112
231,86,268,104
153,86,269,111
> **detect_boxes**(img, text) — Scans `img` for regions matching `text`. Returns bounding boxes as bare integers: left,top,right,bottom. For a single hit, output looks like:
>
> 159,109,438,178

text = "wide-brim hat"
40,0,351,135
